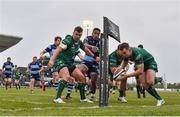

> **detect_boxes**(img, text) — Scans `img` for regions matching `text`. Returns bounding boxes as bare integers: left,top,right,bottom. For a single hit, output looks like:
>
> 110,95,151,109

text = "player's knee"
63,76,71,81
8,79,12,83
146,80,154,86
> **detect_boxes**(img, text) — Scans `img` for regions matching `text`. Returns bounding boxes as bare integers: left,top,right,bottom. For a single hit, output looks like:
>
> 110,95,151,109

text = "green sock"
151,87,162,100
66,93,70,97
55,80,67,99
78,83,86,100
136,85,141,94
146,86,162,100
154,77,162,84
119,90,124,97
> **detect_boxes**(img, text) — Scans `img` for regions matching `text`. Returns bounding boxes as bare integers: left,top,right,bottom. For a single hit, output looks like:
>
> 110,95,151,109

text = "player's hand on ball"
119,74,128,81
48,60,54,68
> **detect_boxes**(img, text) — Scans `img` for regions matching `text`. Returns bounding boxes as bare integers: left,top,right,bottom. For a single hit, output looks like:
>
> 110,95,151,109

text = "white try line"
1,105,180,112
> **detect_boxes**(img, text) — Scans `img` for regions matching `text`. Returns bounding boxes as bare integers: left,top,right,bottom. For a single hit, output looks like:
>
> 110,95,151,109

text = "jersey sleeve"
75,51,80,56
28,63,31,69
83,37,89,44
60,38,71,50
39,62,42,68
2,63,5,69
45,45,52,52
109,54,118,68
12,63,14,68
80,40,85,50
134,54,143,66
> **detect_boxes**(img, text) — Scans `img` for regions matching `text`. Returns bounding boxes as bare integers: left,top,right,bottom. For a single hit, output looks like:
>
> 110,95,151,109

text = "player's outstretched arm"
120,64,144,81
127,64,144,77
40,50,47,59
83,47,100,62
48,46,62,68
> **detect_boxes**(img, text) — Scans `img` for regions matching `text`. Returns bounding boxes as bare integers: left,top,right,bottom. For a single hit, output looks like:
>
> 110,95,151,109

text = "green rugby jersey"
15,70,21,80
130,47,155,66
56,35,85,66
109,50,128,68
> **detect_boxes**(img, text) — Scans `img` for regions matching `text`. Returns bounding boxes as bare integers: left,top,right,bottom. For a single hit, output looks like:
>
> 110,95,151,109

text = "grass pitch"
0,87,180,116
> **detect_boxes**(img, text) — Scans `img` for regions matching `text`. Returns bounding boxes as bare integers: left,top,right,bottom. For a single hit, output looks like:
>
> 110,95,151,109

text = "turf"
0,87,180,116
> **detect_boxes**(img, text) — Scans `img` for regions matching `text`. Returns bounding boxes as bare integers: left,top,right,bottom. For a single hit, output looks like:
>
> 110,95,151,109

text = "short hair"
138,44,143,48
54,36,62,41
74,26,83,33
93,28,101,33
118,42,130,50
7,57,11,60
33,56,37,59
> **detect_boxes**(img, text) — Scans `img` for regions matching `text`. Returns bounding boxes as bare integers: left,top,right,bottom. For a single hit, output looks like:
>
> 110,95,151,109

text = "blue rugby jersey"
2,62,14,75
45,44,57,58
83,36,100,63
28,61,42,76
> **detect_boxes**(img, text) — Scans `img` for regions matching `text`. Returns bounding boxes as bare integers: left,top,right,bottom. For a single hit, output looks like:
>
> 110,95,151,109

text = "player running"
48,26,100,103
14,65,21,90
118,42,165,106
40,36,62,90
109,44,129,103
82,27,101,101
27,56,43,93
2,57,14,90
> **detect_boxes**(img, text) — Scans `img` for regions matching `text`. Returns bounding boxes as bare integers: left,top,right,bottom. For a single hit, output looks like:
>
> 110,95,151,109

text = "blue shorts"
30,74,41,81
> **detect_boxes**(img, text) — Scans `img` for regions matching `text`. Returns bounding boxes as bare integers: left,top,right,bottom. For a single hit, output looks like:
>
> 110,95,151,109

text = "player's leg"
142,86,146,98
111,80,116,94
17,79,20,90
8,77,12,88
15,79,18,90
145,69,165,106
72,67,93,103
29,77,35,93
117,79,127,103
35,76,41,88
89,72,98,100
138,72,147,98
54,67,71,103
108,71,115,94
77,64,89,95
136,77,141,98
66,77,74,99
4,78,8,90
43,67,59,90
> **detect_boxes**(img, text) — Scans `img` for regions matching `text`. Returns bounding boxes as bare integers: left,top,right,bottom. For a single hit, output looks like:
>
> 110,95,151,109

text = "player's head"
118,42,131,57
138,44,143,49
73,26,83,41
7,57,11,62
92,28,101,39
54,36,62,46
33,56,37,62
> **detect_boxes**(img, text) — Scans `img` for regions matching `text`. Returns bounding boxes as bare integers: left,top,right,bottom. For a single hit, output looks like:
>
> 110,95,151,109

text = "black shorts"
4,74,12,79
83,61,99,78
58,65,76,75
